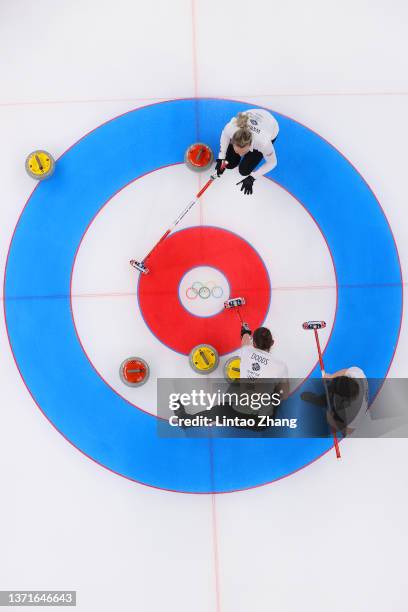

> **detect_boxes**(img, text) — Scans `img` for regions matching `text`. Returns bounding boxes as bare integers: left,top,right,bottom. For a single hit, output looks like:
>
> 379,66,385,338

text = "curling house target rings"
4,99,402,493
138,226,270,355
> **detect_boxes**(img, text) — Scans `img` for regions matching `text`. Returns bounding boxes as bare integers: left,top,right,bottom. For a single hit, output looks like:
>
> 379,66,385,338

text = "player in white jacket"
215,108,279,195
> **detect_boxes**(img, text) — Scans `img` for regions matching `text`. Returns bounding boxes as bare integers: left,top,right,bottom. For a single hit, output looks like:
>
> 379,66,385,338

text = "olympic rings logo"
185,281,225,300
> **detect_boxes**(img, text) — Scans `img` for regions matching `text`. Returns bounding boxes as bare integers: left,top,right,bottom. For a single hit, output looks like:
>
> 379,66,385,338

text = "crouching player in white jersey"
240,325,288,382
237,324,289,421
215,108,279,195
172,324,289,430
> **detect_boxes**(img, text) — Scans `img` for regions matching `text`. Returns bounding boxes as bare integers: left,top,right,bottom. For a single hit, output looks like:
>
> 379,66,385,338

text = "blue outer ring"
4,99,402,493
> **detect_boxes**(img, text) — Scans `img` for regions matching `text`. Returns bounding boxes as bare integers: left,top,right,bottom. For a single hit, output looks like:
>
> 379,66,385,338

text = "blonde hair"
231,112,252,147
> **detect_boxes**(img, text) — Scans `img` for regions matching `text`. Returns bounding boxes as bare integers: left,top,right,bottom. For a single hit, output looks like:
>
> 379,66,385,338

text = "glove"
237,175,255,195
215,159,226,177
241,322,252,338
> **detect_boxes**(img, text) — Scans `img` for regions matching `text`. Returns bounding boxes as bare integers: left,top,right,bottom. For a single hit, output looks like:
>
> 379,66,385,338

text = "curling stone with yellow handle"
223,356,241,382
25,150,55,180
189,344,219,374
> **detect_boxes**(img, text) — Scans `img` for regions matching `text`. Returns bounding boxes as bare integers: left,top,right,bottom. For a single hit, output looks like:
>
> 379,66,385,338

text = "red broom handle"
313,329,341,459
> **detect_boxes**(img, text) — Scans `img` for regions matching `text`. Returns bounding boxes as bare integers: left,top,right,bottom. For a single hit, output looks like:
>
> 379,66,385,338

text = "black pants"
225,144,263,176
225,136,278,176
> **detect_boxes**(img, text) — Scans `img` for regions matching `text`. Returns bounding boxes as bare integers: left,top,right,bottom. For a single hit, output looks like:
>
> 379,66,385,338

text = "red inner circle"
138,227,271,355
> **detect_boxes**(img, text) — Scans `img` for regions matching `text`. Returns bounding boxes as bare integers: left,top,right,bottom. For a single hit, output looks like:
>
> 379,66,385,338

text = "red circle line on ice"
137,226,271,356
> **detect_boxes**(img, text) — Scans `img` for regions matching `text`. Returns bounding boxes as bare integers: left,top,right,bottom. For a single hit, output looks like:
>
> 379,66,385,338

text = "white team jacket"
219,108,279,179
